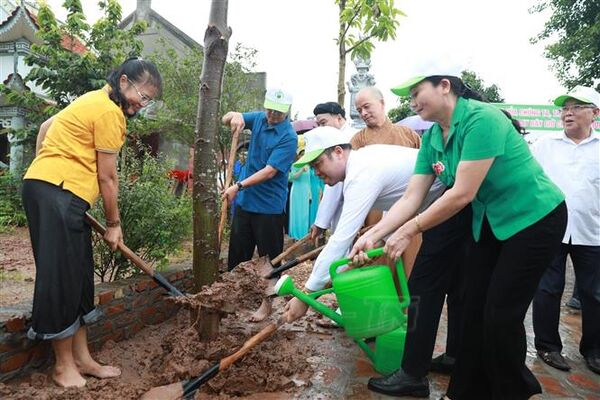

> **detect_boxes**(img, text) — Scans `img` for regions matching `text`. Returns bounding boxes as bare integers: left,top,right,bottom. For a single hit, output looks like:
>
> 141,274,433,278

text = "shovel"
262,224,374,280
218,126,242,247
254,233,312,278
264,245,324,280
140,321,281,400
85,212,185,297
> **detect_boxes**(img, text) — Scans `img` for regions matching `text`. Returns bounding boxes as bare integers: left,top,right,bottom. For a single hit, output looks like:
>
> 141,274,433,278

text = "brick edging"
0,262,193,382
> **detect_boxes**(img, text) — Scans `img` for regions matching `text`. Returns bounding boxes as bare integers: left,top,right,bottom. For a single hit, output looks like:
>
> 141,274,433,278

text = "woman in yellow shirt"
21,58,162,388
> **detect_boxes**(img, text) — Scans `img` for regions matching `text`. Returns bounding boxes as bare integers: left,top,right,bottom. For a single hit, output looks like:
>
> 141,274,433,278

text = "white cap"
293,126,350,167
554,85,600,107
264,88,293,113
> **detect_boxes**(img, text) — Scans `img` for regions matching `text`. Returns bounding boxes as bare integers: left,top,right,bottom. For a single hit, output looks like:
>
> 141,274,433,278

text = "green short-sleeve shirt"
414,97,564,241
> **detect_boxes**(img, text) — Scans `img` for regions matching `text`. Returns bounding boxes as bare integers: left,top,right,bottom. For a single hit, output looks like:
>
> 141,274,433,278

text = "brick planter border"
0,262,193,382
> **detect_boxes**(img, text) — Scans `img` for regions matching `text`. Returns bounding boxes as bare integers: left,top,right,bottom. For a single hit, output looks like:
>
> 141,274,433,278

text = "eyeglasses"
561,104,596,113
127,78,155,107
266,109,284,116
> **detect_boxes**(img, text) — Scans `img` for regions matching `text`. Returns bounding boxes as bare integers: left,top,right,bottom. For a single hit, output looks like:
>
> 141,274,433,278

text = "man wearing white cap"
283,126,445,321
531,85,600,375
222,88,297,279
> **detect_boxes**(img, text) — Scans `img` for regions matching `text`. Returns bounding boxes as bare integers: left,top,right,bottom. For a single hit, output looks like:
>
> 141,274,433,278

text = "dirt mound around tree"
1,260,328,399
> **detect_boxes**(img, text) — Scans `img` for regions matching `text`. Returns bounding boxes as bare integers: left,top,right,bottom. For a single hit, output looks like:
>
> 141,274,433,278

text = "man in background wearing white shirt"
531,85,600,375
283,126,444,317
310,102,358,241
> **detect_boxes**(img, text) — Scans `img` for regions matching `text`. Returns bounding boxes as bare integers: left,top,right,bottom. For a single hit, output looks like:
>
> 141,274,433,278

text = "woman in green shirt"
350,73,566,399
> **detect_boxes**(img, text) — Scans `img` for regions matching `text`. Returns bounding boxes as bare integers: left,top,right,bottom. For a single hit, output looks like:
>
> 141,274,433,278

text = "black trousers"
447,202,567,400
227,205,285,270
401,206,472,378
22,179,100,340
533,242,600,358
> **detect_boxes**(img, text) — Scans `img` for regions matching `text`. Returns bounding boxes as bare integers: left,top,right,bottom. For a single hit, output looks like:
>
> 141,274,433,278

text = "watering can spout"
274,276,343,326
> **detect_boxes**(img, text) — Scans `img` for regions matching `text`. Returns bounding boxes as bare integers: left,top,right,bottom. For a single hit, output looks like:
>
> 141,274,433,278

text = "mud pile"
172,259,270,313
1,260,331,399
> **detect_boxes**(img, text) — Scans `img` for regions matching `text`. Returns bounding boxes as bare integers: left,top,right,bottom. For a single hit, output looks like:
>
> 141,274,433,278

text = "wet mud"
1,260,337,399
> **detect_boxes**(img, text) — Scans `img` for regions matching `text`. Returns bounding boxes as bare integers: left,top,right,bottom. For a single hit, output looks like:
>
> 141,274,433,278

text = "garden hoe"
140,319,282,400
85,212,185,297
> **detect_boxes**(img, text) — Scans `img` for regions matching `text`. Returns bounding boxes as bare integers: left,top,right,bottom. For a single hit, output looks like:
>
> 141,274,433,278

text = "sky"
46,0,566,120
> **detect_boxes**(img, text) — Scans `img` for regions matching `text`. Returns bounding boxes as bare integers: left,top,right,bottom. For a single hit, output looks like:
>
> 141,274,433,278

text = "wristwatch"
236,181,245,191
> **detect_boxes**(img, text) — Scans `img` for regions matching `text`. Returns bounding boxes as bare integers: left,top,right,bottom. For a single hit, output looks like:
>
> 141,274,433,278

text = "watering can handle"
329,247,385,279
328,246,410,309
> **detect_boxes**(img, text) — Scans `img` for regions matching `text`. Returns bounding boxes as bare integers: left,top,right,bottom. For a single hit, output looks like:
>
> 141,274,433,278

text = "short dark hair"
106,57,163,108
313,102,346,119
323,143,352,157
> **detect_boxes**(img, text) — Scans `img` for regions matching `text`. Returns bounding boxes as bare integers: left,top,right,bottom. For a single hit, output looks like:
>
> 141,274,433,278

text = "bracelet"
106,219,121,228
236,181,245,191
414,214,424,233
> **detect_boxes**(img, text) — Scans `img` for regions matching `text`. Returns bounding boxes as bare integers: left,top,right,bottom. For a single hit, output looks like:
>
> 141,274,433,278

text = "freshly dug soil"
1,260,338,399
172,258,270,313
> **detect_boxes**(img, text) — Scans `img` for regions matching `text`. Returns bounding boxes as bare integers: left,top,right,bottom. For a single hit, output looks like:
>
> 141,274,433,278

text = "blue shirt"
238,111,297,214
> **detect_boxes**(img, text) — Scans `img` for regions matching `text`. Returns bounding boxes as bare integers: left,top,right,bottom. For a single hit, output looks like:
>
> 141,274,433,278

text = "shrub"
91,147,193,282
0,170,27,231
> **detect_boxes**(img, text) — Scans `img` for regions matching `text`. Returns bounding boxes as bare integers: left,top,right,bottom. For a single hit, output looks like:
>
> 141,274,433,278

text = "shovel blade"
140,382,183,400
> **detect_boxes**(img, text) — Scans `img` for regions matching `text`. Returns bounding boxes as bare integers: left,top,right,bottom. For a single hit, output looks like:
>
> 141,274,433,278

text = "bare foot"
52,365,86,388
77,359,121,379
249,298,272,322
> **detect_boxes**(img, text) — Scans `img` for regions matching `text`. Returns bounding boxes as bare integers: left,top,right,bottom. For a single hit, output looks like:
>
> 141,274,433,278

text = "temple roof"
0,2,41,44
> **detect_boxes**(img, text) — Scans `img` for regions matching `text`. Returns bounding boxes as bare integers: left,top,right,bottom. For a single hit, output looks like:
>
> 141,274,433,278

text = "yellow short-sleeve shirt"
24,86,126,205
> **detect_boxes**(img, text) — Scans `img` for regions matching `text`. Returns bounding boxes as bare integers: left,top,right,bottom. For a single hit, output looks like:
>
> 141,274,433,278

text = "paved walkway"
299,261,600,399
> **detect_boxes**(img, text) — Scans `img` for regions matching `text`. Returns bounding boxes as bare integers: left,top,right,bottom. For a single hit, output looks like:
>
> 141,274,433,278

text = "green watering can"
274,247,410,374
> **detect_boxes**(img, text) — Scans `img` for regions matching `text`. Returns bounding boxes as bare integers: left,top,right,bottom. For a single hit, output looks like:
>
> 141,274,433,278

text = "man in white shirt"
283,126,445,317
310,102,358,240
531,85,600,375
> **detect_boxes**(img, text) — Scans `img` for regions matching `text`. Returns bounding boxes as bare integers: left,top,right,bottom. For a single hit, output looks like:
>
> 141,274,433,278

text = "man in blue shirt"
222,88,297,284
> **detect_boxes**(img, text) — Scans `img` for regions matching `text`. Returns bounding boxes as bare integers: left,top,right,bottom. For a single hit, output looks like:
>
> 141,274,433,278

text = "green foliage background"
531,0,600,91
90,147,192,282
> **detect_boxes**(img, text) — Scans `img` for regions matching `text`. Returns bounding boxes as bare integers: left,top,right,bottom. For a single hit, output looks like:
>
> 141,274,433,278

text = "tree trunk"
337,0,347,107
192,0,231,340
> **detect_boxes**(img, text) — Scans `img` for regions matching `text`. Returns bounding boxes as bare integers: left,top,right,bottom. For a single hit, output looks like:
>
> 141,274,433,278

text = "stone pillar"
8,115,25,175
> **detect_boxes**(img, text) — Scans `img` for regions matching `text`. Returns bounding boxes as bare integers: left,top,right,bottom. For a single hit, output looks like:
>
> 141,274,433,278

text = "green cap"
294,148,325,168
293,126,349,167
390,76,427,97
264,88,292,113
553,85,599,107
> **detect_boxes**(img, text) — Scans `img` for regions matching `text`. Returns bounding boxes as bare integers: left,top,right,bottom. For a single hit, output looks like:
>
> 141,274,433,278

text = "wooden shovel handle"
86,212,185,296
266,245,324,279
218,127,242,246
271,233,311,265
85,212,153,276
296,245,324,263
219,322,278,370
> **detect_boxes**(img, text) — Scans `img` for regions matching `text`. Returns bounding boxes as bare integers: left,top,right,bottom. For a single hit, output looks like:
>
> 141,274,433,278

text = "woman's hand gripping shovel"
85,212,185,297
140,316,286,400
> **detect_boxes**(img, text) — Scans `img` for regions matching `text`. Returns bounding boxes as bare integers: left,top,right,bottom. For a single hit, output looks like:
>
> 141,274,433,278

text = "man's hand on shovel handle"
283,296,310,323
103,225,123,251
310,225,324,247
221,184,240,204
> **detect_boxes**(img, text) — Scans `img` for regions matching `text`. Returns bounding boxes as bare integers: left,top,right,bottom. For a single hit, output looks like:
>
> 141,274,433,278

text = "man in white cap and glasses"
222,88,297,319
531,85,600,375
283,126,445,322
